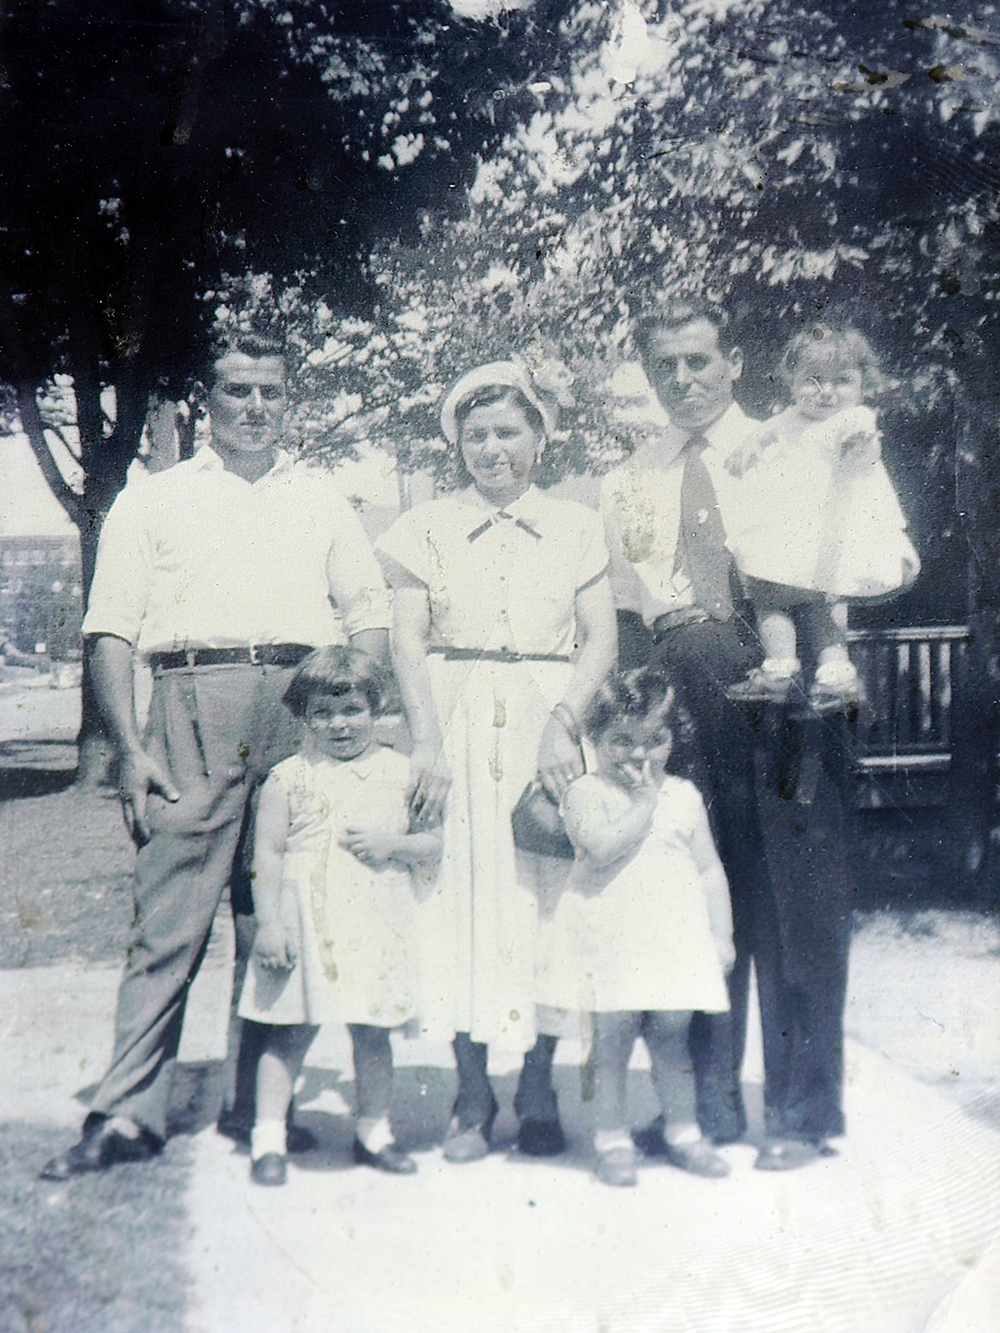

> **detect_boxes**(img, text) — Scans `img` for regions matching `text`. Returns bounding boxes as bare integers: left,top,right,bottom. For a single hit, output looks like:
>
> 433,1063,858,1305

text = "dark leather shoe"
217,1114,317,1155
250,1153,287,1186
352,1139,417,1175
516,1118,566,1157
285,1124,317,1154
631,1116,668,1159
754,1138,824,1172
39,1115,160,1180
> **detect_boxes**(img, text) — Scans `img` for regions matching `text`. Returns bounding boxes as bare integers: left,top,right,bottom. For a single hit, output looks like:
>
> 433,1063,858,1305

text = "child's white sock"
664,1121,702,1148
251,1119,287,1160
594,1128,633,1154
357,1115,394,1153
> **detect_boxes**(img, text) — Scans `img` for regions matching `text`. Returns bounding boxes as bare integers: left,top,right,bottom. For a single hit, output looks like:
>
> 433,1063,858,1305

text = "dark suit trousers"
90,663,300,1141
629,611,852,1143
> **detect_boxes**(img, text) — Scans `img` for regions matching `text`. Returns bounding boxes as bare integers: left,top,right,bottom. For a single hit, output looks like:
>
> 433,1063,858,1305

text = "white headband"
440,360,558,445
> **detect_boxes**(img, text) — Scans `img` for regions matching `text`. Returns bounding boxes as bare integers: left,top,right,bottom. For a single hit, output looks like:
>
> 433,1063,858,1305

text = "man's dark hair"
206,330,288,385
633,296,737,363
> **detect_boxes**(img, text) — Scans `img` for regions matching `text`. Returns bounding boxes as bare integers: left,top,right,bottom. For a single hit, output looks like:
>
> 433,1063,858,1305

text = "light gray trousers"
91,663,300,1140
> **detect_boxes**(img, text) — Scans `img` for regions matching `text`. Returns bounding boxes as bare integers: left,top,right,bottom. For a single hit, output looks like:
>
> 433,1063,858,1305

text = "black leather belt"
428,647,571,664
149,644,312,672
651,608,711,641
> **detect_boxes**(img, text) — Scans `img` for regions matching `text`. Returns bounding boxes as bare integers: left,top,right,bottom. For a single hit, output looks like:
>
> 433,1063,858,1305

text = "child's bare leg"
644,1012,730,1177
592,1011,639,1139
349,1024,394,1150
591,1011,640,1185
752,583,800,676
349,1023,416,1173
807,598,859,698
253,1023,318,1160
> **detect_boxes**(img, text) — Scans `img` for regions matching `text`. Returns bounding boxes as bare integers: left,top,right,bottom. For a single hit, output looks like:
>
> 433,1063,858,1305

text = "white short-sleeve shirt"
82,447,391,653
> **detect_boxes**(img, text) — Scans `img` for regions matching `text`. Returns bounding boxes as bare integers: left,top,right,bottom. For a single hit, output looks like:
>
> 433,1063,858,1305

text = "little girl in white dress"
535,669,735,1187
238,647,440,1186
726,325,919,707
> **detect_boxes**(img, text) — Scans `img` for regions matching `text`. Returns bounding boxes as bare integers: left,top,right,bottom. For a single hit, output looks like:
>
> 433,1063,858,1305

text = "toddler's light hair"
778,324,888,402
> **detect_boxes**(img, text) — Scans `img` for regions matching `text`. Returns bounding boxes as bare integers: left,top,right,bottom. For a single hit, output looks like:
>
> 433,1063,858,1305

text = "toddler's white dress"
535,774,731,1015
728,405,919,599
238,741,418,1028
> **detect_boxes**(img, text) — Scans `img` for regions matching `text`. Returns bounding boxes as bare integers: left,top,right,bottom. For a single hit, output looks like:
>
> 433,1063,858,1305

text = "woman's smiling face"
459,396,543,505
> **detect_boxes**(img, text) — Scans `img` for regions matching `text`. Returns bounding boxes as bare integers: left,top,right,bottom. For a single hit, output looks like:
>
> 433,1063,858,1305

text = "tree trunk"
70,356,150,788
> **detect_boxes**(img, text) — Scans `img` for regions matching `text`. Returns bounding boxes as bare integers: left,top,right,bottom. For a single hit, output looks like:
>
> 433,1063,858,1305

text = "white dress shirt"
600,403,764,626
82,447,391,653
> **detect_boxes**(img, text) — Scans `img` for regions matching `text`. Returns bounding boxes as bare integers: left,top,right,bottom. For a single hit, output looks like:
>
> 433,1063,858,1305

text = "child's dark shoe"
595,1145,638,1187
352,1139,417,1175
664,1137,730,1178
250,1153,287,1186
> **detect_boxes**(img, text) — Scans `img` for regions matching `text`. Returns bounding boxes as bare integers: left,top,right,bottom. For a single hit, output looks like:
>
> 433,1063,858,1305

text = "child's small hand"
340,828,397,867
254,921,296,971
620,757,660,803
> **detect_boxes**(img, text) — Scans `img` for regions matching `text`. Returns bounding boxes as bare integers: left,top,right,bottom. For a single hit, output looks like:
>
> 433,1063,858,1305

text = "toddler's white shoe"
810,659,863,711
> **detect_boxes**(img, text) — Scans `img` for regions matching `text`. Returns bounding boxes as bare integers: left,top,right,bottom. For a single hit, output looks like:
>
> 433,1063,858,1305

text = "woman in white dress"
377,360,617,1162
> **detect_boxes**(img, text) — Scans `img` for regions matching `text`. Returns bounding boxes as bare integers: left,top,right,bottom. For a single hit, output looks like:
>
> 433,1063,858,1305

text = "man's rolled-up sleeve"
80,487,154,645
325,492,392,638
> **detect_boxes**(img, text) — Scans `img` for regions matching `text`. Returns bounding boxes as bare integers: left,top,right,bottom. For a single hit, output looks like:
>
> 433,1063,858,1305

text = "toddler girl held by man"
237,647,440,1186
726,325,919,708
535,669,735,1187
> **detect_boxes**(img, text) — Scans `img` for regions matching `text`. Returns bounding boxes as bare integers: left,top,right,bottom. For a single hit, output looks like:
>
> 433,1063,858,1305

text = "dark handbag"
511,778,576,860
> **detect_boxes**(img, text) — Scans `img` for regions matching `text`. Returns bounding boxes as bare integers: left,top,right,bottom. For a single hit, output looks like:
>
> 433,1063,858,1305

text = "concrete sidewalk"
3,941,999,1333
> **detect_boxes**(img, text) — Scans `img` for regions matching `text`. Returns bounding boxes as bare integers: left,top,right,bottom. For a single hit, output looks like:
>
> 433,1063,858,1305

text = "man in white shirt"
42,334,390,1178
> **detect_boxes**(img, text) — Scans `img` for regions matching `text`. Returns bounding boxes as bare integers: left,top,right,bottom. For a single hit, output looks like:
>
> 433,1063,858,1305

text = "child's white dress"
534,774,731,1015
728,404,919,599
238,741,418,1028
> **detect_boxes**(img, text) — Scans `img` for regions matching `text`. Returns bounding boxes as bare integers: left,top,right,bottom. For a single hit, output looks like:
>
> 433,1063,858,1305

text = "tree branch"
16,384,84,529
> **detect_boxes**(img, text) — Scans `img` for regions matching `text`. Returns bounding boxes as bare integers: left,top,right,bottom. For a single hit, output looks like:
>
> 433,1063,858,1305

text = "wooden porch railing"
847,625,972,808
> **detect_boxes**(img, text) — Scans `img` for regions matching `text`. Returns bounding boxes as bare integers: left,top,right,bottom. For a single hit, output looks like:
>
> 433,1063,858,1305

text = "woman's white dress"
728,405,919,598
238,742,418,1028
535,774,731,1015
377,485,609,1052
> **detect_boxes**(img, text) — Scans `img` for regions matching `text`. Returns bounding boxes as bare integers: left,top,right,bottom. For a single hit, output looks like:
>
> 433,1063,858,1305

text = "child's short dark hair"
282,646,384,718
778,324,887,401
584,667,674,742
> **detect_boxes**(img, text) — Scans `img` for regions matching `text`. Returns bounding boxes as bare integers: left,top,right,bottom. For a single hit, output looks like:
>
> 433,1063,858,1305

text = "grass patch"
0,1124,191,1333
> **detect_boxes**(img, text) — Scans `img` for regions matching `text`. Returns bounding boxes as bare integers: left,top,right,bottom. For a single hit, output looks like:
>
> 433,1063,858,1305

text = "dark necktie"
674,436,733,621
